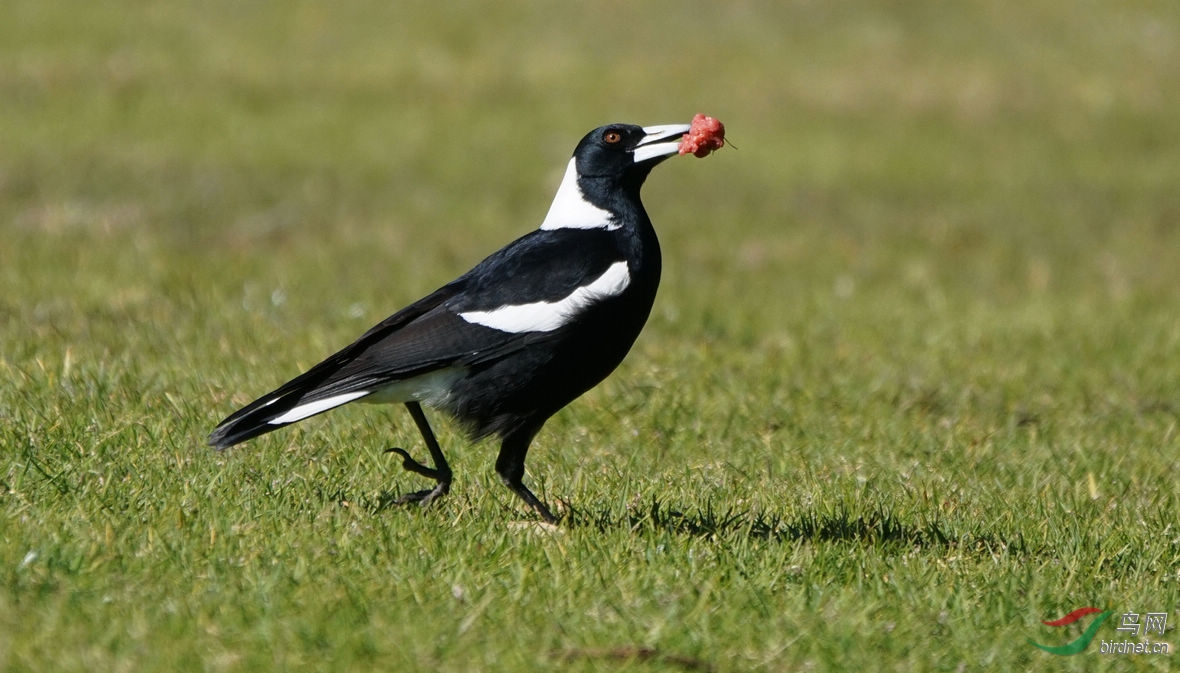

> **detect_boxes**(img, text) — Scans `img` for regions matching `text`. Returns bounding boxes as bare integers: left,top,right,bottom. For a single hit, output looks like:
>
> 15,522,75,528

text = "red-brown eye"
603,130,622,144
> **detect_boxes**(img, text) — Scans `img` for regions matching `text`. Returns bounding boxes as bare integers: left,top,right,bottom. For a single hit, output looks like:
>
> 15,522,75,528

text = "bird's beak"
631,123,692,164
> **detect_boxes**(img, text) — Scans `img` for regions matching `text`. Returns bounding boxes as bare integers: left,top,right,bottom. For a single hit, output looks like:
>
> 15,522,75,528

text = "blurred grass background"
2,1,1178,671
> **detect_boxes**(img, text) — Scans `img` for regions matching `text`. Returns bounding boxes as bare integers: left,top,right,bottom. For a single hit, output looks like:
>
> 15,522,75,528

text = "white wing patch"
267,390,371,425
538,158,616,231
459,261,631,333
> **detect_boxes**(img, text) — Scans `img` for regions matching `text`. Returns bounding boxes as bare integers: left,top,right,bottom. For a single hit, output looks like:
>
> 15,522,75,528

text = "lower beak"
632,123,692,163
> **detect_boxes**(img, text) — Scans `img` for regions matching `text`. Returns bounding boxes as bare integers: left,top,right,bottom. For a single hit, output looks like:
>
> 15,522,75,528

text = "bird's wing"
209,228,625,448
326,226,628,384
444,226,628,313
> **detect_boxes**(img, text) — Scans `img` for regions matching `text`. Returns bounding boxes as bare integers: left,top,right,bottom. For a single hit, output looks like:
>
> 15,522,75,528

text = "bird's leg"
385,401,452,507
495,428,558,524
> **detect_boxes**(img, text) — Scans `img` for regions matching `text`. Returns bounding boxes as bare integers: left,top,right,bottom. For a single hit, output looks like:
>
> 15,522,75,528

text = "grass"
2,1,1178,671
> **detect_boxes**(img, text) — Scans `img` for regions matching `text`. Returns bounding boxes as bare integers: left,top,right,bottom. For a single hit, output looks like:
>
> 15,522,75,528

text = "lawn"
2,1,1178,671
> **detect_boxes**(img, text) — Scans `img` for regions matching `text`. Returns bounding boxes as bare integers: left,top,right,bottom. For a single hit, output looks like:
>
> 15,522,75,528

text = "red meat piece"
678,114,726,158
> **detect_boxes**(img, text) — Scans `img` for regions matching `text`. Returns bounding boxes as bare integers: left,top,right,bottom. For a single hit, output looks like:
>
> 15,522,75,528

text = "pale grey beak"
632,123,692,163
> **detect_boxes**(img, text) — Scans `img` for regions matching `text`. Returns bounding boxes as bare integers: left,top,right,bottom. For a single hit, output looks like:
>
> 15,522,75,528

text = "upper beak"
632,123,692,163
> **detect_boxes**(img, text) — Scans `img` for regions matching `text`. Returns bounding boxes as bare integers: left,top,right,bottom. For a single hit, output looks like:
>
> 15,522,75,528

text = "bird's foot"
386,446,446,481
385,446,451,509
392,483,450,507
501,478,559,524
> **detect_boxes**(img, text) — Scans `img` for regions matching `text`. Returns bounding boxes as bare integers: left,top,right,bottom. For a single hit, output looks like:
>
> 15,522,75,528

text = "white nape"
538,159,616,231
459,261,631,333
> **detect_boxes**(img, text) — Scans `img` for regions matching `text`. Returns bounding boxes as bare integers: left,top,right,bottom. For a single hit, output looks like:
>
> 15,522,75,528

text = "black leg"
384,402,452,507
495,427,558,524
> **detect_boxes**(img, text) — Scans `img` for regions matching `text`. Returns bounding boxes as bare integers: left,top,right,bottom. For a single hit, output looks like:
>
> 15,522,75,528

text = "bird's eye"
603,130,623,144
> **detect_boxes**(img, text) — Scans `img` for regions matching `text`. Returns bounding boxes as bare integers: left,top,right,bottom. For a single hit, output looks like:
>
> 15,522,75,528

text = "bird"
208,120,707,523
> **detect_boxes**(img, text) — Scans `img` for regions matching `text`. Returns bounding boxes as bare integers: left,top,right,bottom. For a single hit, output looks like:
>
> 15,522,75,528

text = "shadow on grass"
352,486,1027,556
565,497,1028,554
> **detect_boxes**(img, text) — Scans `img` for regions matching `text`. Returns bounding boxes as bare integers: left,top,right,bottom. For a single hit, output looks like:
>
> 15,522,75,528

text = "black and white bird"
208,121,703,523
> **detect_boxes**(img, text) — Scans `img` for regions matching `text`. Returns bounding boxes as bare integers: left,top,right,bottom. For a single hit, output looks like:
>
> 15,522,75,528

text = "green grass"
3,1,1179,671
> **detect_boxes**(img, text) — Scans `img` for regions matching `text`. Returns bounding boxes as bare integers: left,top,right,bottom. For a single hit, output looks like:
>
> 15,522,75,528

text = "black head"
571,122,692,185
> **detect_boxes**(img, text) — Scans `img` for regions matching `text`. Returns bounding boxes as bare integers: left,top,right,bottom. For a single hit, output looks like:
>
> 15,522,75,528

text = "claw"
393,483,450,507
385,446,445,480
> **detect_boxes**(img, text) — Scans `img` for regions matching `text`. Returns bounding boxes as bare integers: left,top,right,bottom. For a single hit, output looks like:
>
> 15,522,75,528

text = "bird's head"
538,121,695,231
572,122,693,184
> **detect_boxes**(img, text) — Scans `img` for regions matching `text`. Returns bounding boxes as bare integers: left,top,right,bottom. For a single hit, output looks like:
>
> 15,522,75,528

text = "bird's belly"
363,366,469,408
449,295,654,438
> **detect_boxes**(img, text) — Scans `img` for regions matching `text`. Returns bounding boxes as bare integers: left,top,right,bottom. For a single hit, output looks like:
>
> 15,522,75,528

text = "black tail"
207,389,303,449
207,285,462,449
207,350,374,450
